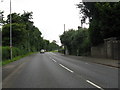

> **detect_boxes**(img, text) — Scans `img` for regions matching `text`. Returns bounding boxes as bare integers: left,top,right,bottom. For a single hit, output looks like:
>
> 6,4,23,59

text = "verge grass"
50,50,58,53
1,52,37,66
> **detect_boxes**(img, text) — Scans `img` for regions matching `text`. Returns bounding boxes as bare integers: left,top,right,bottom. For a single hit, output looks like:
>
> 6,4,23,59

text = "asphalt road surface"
2,52,118,89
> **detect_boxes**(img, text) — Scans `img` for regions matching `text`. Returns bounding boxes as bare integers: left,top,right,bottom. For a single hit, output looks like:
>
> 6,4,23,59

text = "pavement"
56,52,119,68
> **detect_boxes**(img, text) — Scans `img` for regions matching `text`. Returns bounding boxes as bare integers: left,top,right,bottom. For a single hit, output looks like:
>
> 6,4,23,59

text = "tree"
2,23,27,47
2,11,43,52
77,2,120,46
0,11,5,25
41,40,59,51
2,11,60,53
96,2,120,39
6,13,21,24
60,28,90,55
48,41,59,51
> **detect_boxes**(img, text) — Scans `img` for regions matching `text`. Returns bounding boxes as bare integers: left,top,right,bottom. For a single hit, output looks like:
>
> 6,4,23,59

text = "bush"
79,37,91,56
2,47,10,60
2,46,28,61
58,49,64,54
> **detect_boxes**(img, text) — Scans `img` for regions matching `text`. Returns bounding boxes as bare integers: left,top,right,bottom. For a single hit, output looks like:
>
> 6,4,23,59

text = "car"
40,49,45,53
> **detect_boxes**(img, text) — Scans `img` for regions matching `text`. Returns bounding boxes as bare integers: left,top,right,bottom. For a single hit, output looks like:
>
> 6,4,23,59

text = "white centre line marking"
52,59,57,62
86,80,104,90
59,64,74,73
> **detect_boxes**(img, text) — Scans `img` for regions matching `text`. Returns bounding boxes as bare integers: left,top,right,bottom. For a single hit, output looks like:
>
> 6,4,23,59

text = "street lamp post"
64,24,66,55
0,1,3,49
10,0,12,60
1,0,12,59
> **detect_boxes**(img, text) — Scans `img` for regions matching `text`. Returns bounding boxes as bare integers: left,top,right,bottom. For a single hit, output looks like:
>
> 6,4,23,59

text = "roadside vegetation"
77,2,120,46
60,2,120,56
0,11,60,65
2,52,36,66
60,28,90,56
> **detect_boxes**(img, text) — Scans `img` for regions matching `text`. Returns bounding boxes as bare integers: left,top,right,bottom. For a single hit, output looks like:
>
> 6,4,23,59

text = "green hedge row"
2,46,28,61
58,49,64,54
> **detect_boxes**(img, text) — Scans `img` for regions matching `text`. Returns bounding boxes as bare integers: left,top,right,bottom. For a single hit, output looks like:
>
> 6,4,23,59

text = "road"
2,52,118,89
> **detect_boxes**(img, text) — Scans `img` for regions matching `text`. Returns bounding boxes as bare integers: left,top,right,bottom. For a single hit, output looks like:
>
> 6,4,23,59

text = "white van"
40,49,45,53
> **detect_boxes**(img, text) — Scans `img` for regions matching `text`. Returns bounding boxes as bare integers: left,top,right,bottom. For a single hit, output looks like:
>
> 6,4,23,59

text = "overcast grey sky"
0,0,89,45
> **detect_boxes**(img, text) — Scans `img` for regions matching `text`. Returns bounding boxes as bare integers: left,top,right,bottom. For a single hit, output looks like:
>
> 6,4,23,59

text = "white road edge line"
52,59,57,62
86,80,104,90
59,64,74,73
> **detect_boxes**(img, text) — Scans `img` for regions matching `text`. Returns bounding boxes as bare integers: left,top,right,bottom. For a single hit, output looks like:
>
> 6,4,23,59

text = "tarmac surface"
2,52,119,88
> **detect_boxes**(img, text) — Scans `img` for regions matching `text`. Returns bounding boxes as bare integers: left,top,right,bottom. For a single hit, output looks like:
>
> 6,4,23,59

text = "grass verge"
50,50,58,53
1,52,37,66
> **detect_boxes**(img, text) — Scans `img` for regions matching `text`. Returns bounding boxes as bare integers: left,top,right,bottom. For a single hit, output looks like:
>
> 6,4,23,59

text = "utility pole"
10,0,12,60
63,24,66,55
0,0,4,48
81,20,83,28
0,12,2,47
64,24,65,33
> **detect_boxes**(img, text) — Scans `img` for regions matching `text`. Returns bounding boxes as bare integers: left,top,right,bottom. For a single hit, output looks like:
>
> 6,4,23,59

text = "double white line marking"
59,64,74,73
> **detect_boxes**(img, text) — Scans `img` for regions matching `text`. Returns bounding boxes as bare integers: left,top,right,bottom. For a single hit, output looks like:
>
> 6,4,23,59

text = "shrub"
2,46,28,61
2,47,10,60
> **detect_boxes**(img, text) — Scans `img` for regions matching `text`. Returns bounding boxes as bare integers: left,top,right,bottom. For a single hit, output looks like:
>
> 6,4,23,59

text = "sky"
0,0,89,45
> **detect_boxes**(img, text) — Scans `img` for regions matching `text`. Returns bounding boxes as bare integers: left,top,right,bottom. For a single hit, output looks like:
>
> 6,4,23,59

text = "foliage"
48,41,60,51
1,11,60,64
2,52,37,66
2,23,27,47
60,28,90,56
2,46,28,61
3,12,43,51
42,40,60,51
0,11,5,24
77,2,120,46
2,11,59,53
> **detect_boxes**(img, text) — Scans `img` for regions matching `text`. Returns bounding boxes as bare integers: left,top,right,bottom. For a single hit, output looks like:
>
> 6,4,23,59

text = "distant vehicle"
40,49,45,53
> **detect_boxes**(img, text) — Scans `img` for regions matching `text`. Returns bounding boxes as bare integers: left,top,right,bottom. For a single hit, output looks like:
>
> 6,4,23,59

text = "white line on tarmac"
86,80,104,90
52,59,57,62
59,64,74,73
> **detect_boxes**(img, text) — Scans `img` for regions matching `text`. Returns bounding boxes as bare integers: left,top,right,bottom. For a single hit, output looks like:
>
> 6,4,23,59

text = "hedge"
2,46,28,61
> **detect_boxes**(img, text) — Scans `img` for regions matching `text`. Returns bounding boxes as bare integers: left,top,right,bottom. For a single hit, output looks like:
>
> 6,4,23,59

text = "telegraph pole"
64,24,66,55
64,24,65,33
10,0,12,59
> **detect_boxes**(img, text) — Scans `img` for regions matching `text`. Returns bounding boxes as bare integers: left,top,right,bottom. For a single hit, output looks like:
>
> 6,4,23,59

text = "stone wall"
91,37,120,60
91,44,106,58
112,40,120,60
